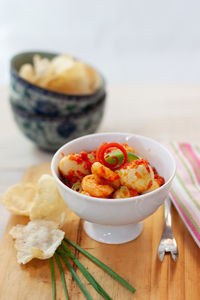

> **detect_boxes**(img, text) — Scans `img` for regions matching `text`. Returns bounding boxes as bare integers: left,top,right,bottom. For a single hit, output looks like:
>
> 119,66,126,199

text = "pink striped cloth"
166,142,200,247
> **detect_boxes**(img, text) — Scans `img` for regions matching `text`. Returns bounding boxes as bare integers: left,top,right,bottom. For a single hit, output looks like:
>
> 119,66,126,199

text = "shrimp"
81,174,114,198
91,162,120,189
118,159,154,193
58,152,91,184
142,177,165,194
113,186,138,199
81,191,91,196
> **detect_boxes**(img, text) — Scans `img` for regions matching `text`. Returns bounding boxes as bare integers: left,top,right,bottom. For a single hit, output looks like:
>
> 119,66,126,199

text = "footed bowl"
51,133,176,244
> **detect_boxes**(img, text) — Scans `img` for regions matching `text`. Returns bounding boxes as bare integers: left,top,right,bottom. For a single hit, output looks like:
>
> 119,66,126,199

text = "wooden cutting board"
0,162,200,300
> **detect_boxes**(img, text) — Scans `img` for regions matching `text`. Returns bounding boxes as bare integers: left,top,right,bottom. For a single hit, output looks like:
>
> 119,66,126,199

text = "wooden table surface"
0,162,200,300
0,84,200,299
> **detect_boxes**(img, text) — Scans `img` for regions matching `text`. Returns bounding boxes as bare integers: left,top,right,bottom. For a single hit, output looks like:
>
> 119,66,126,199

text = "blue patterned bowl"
10,95,106,152
10,51,106,116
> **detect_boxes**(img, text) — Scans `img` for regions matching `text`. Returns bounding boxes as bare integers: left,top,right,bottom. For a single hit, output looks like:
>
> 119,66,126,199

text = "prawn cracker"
30,174,67,227
1,183,36,216
10,220,65,264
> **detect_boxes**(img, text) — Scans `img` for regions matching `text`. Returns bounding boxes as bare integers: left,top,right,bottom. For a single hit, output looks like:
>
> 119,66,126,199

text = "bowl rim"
51,132,176,204
10,50,106,99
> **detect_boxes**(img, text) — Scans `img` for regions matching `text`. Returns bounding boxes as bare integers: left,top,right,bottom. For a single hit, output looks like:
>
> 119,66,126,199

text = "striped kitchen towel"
167,142,200,247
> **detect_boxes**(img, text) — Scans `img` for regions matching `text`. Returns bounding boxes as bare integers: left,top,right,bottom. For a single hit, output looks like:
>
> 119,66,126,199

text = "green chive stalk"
54,253,69,300
64,237,136,294
50,257,56,300
58,243,112,300
58,251,93,300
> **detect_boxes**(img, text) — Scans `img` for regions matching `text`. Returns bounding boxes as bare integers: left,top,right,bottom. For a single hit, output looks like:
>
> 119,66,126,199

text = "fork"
158,197,178,262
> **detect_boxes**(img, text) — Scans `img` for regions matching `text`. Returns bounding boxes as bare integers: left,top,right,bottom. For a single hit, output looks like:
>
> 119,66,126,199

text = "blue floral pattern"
11,98,105,152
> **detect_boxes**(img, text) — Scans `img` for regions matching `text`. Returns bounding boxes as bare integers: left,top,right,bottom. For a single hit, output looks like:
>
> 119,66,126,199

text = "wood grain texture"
0,163,200,300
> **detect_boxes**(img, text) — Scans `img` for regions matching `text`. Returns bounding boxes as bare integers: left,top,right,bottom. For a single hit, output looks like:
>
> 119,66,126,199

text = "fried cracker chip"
33,55,53,87
19,63,35,83
10,220,65,264
50,54,75,76
1,183,36,216
19,54,101,94
30,174,67,227
47,61,101,94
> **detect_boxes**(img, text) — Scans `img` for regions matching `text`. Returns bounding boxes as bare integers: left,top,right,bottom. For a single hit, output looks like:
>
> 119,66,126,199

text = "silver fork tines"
158,197,178,262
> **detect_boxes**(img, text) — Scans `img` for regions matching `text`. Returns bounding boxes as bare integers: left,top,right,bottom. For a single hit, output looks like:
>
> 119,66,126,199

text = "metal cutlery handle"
164,197,171,227
158,196,178,262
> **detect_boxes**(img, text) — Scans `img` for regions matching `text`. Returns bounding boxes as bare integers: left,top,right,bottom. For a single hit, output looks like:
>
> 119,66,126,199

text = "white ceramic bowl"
51,133,176,244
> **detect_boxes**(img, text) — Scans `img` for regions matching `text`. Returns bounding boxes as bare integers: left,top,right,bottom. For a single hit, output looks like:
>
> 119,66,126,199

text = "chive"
54,253,69,300
58,244,112,300
50,257,56,300
58,251,93,300
64,237,136,294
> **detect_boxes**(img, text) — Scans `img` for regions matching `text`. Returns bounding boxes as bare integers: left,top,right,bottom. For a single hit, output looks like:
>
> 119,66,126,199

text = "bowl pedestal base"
84,221,143,244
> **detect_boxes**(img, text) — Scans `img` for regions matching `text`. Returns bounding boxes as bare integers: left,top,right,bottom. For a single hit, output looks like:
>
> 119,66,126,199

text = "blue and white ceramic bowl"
10,96,106,152
10,51,106,116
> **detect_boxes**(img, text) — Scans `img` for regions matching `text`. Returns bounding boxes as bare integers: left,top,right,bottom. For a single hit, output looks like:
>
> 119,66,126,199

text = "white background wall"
1,0,200,84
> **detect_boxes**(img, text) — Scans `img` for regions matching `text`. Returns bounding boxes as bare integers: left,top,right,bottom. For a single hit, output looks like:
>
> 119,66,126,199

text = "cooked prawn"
81,191,91,196
91,162,120,189
81,174,114,198
118,159,154,193
113,186,138,198
58,152,91,184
